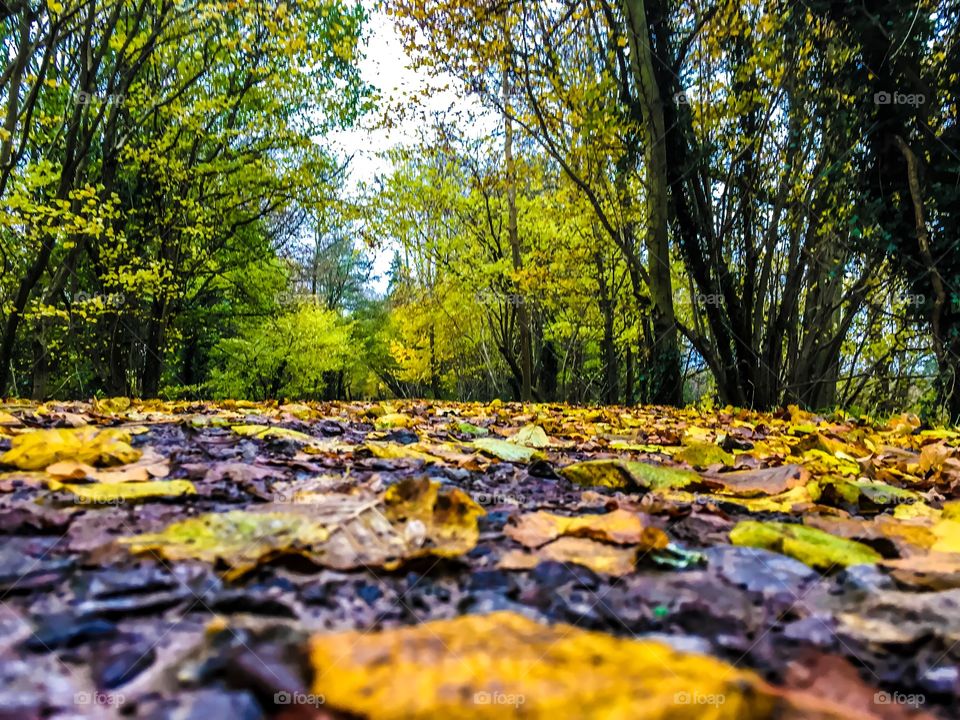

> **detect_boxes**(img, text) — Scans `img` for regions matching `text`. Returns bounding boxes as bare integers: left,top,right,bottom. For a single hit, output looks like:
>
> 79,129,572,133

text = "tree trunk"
621,0,681,405
503,49,532,402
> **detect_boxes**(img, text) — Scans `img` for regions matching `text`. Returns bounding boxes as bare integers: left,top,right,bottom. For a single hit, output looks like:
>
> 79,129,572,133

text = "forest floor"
0,399,956,719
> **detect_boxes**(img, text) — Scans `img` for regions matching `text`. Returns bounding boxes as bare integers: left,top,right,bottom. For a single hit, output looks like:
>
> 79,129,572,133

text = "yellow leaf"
674,442,734,468
119,509,331,580
364,442,438,463
932,519,960,554
49,479,195,504
120,479,485,578
231,424,313,442
375,412,418,429
307,611,846,719
508,424,550,448
0,427,141,470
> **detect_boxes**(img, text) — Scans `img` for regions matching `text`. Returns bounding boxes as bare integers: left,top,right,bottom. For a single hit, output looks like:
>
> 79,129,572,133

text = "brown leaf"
505,508,667,548
499,536,640,576
709,464,809,496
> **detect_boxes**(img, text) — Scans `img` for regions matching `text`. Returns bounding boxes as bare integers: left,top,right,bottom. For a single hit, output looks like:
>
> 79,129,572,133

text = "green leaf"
559,459,702,491
674,442,734,468
231,424,313,443
472,437,537,463
730,520,882,570
508,424,550,448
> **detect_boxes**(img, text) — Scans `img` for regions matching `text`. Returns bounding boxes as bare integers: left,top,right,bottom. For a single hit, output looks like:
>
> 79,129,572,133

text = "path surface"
0,399,954,718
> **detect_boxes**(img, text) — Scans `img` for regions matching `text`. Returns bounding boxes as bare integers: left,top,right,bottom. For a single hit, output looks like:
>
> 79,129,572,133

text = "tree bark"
621,0,681,405
503,41,532,402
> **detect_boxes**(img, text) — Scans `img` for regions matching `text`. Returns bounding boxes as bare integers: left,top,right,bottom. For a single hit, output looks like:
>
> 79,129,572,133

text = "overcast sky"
326,2,475,292
330,1,485,189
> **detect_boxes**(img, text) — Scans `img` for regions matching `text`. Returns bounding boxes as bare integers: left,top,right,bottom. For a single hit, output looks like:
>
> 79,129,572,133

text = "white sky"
330,1,482,188
328,2,493,294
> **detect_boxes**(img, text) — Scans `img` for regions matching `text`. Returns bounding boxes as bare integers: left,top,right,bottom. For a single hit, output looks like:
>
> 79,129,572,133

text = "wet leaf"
119,510,331,580
882,553,960,590
0,411,20,426
836,588,960,645
46,451,169,483
931,518,960,553
454,421,489,436
375,412,418,430
119,478,484,577
709,464,809,496
364,442,438,463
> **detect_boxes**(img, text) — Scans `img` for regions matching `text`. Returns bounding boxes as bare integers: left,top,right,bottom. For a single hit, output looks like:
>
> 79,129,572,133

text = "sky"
328,2,492,294
330,1,480,187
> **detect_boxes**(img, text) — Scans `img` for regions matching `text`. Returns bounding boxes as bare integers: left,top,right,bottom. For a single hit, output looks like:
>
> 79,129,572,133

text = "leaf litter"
0,399,954,718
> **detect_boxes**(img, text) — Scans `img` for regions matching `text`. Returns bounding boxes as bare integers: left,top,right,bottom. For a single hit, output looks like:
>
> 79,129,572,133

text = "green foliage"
210,304,355,400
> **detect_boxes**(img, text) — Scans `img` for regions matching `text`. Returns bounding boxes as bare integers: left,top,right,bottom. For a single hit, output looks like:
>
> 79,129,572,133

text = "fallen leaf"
375,412,417,429
47,450,169,484
120,478,484,577
931,518,960,553
0,411,20,426
231,424,314,442
363,442,438,463
508,424,550,448
730,520,882,570
0,427,141,470
119,509,332,580
49,479,196,504
836,588,960,645
560,459,703,491
882,553,960,590
675,442,734,468
505,509,667,548
472,437,537,463
709,464,809,496
308,611,853,719
919,442,952,473
499,536,639,576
